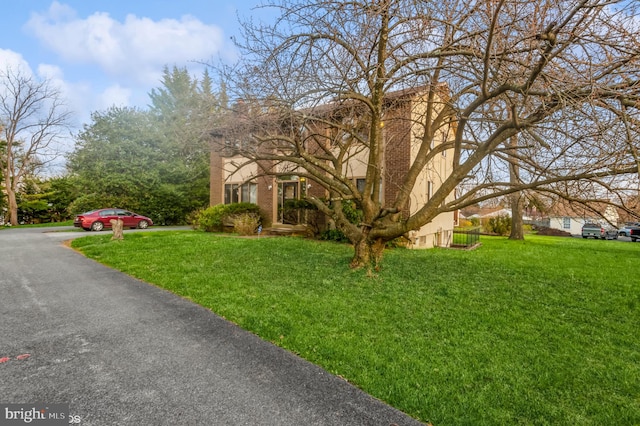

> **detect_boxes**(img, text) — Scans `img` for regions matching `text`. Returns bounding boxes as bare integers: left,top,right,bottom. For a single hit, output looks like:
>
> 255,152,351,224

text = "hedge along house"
209,86,457,248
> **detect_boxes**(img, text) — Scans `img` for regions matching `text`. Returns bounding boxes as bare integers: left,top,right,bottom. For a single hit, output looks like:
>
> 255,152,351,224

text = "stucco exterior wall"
223,157,258,181
405,92,455,248
549,216,589,235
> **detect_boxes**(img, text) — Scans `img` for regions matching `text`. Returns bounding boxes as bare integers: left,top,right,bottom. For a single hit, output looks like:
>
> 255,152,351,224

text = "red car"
74,208,153,231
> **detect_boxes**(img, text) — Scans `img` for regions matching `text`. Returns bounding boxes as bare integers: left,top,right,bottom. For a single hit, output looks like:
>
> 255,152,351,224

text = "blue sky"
2,1,270,130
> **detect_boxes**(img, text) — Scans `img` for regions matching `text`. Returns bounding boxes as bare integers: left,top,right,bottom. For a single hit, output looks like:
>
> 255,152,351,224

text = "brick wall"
209,146,223,206
383,100,412,214
256,159,275,226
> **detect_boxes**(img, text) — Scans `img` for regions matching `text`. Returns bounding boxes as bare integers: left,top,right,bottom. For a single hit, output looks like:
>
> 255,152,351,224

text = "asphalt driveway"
0,227,424,425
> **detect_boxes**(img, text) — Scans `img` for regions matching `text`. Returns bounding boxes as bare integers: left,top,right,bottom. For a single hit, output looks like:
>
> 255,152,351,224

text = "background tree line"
1,66,222,225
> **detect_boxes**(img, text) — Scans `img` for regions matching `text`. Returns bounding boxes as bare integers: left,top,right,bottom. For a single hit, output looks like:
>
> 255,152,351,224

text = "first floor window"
225,182,257,204
224,184,239,204
241,182,257,203
355,177,383,203
563,217,571,229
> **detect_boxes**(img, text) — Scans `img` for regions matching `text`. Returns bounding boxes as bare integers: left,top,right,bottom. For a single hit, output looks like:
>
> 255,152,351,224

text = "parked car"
617,222,640,237
74,208,153,232
581,223,617,240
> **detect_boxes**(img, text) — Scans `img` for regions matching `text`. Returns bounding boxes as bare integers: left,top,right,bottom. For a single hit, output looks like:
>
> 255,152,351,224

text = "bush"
317,200,365,243
485,214,512,236
193,203,264,232
458,218,474,228
341,200,364,224
186,208,203,230
192,204,226,232
223,202,264,220
232,213,261,236
319,228,351,243
281,199,316,226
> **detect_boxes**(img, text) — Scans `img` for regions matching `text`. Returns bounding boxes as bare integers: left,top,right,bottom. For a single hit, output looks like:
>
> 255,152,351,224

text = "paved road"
0,227,424,425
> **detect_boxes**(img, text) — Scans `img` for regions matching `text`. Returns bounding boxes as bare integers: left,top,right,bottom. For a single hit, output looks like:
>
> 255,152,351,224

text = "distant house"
210,86,457,249
546,200,619,235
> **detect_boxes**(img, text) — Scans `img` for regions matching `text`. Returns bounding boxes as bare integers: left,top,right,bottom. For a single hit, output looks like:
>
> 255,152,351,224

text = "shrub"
192,204,226,232
223,202,264,220
232,213,261,236
485,214,512,236
187,208,204,230
319,228,351,243
317,200,365,243
341,200,364,224
458,218,474,228
281,199,317,227
193,203,265,232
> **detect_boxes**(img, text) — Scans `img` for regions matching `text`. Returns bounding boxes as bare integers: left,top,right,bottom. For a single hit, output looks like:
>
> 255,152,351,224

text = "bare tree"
214,0,640,269
0,67,71,225
507,134,525,240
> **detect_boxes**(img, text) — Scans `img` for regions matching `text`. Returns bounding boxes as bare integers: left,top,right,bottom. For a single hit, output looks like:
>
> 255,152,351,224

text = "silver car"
618,223,640,237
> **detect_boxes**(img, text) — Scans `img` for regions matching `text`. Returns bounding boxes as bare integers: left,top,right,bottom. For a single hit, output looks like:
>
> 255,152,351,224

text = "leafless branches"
0,66,71,225
213,0,640,265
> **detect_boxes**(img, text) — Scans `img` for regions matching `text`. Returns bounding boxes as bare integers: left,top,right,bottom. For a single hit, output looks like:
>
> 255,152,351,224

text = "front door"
278,181,299,224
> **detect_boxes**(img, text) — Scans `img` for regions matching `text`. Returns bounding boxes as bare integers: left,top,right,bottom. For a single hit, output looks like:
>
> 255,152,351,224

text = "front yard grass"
2,220,74,229
71,233,640,425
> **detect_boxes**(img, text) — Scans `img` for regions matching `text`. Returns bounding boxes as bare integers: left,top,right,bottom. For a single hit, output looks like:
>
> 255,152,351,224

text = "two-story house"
210,86,456,248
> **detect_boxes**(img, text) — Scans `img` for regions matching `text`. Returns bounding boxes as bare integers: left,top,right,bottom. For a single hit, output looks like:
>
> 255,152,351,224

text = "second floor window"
427,181,434,201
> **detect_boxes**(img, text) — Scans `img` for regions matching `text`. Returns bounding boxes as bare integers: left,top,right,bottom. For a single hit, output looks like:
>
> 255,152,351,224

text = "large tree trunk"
509,192,524,240
350,238,371,269
508,134,524,240
7,186,18,226
349,232,386,272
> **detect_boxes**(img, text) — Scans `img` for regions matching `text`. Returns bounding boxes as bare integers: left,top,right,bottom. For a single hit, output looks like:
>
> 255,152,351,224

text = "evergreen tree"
67,67,226,224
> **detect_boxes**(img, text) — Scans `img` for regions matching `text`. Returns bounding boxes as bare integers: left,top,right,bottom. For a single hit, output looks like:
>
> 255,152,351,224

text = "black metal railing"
452,226,481,248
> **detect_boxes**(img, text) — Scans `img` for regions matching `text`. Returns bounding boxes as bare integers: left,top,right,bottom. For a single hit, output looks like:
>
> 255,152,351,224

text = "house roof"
547,199,619,222
215,84,448,129
616,197,640,223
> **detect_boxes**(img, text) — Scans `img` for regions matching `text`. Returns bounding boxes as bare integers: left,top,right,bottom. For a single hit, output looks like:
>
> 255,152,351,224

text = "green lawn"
71,232,640,425
1,220,74,229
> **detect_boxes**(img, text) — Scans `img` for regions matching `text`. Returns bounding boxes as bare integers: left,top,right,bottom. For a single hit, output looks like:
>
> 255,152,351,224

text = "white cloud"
25,1,225,85
37,63,64,80
99,84,132,109
0,49,34,75
0,49,125,130
0,51,73,118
